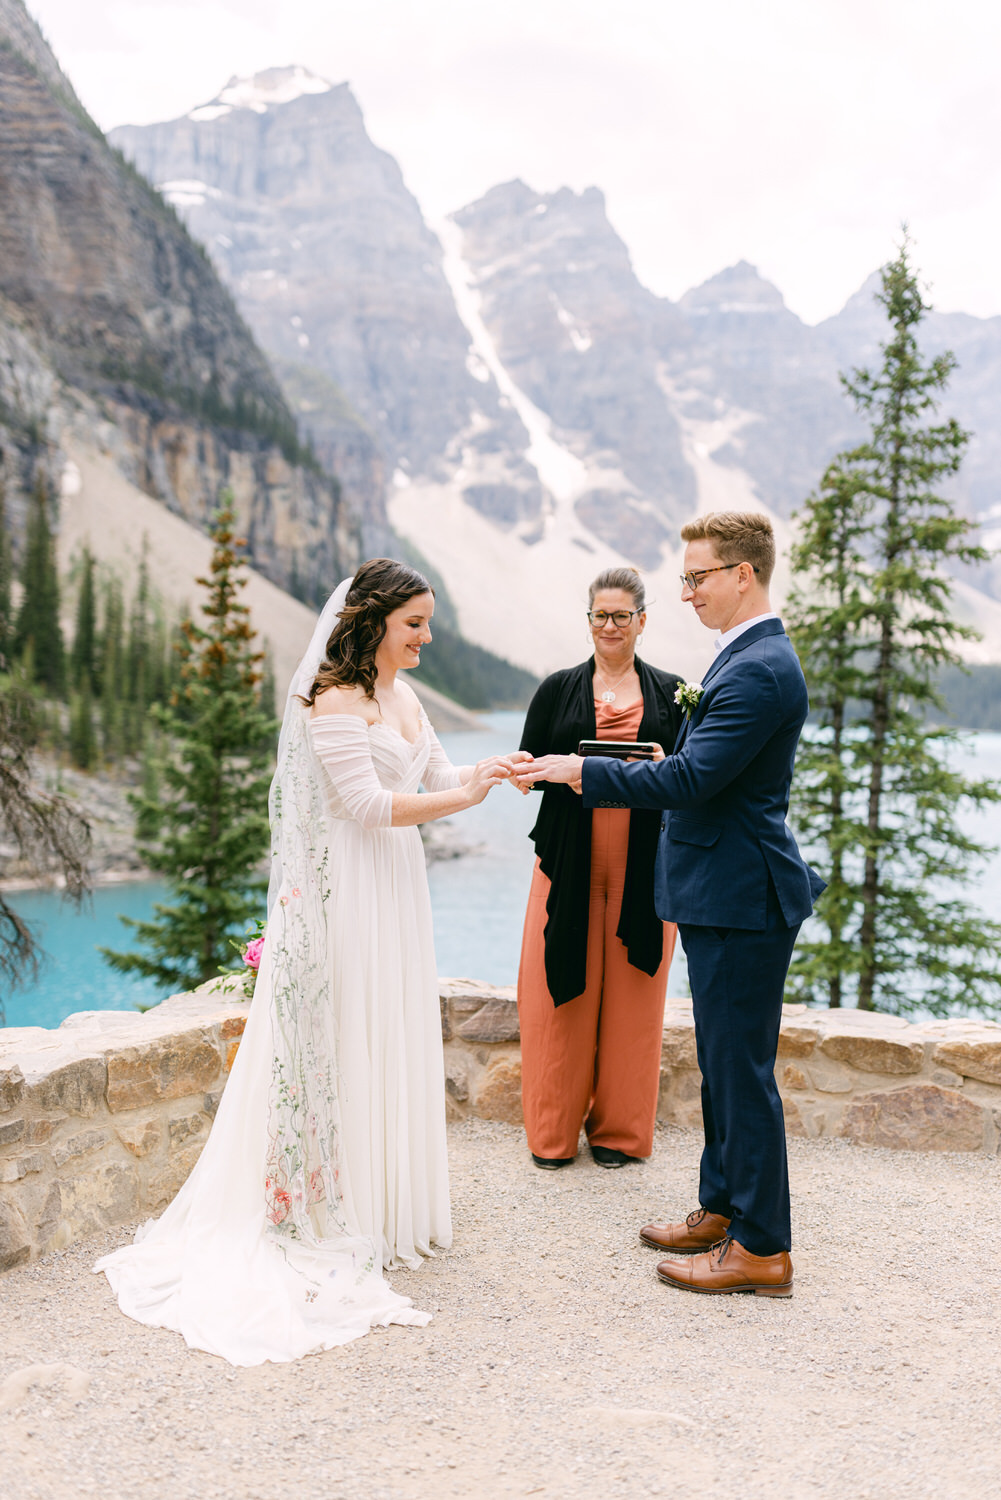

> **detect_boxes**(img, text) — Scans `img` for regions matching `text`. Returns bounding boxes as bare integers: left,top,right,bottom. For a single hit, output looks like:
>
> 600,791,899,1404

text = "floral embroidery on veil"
262,694,351,1245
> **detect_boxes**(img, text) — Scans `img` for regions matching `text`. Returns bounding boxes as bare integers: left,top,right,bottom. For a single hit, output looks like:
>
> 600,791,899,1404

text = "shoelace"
686,1208,708,1229
710,1235,734,1266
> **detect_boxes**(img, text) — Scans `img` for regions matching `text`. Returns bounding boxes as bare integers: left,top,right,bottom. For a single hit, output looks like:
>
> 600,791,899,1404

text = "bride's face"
377,590,435,673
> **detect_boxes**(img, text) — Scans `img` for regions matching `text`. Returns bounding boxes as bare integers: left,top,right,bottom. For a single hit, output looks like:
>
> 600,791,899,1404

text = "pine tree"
70,546,98,693
68,677,97,770
13,476,64,692
0,484,13,670
135,731,163,845
98,573,124,762
103,502,278,991
786,452,875,1007
258,644,278,720
123,540,152,755
786,236,1001,1017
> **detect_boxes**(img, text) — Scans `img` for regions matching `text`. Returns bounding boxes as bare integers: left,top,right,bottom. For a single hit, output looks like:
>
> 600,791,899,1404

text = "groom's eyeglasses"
680,563,759,591
587,610,642,627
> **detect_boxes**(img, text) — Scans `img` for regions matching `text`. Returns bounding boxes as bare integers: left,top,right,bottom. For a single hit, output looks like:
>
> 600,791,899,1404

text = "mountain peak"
832,270,884,318
680,260,787,314
188,66,334,122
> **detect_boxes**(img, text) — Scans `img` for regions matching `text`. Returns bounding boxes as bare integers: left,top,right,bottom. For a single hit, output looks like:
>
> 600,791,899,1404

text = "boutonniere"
674,682,704,721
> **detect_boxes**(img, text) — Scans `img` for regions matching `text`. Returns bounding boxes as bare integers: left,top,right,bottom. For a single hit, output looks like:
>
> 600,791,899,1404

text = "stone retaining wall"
441,981,1001,1155
0,991,248,1274
3,982,1001,1271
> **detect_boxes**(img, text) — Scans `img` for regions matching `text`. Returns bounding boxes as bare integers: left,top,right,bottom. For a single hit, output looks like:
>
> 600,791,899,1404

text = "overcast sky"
25,0,1001,324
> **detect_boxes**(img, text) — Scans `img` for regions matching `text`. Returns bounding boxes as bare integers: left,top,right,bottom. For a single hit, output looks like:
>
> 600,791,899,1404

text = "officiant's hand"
514,753,585,795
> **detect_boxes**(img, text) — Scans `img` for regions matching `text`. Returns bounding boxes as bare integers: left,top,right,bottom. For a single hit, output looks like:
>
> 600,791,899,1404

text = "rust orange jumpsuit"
517,697,677,1159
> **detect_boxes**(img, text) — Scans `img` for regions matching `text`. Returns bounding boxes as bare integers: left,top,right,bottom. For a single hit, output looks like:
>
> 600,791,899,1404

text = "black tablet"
577,740,658,760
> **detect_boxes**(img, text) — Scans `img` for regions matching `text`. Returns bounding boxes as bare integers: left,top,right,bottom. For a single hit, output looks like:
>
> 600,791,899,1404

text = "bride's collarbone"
371,683,423,743
311,684,423,742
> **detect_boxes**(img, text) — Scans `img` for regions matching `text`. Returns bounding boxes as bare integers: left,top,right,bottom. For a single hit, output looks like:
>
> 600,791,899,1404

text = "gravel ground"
2,1119,1000,1500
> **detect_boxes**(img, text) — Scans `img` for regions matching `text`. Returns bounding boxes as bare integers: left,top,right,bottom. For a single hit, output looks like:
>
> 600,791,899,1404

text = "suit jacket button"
660,821,665,832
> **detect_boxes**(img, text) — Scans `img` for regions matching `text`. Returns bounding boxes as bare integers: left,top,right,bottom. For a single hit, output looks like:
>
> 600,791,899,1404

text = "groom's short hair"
680,511,775,585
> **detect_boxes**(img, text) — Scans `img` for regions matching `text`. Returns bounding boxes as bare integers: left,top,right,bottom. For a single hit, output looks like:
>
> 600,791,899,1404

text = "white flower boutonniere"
674,681,705,721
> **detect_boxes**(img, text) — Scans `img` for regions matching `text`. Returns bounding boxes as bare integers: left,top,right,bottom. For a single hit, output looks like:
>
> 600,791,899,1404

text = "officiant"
517,567,684,1169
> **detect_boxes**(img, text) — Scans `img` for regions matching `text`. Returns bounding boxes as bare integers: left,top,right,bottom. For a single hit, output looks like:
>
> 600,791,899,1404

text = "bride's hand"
465,756,517,805
504,750,534,793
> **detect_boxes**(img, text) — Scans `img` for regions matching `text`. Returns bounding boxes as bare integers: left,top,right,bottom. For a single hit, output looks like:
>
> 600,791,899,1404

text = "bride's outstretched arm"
390,757,514,826
308,715,517,829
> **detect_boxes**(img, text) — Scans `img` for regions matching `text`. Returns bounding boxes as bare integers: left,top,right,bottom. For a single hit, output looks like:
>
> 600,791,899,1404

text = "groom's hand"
514,754,584,795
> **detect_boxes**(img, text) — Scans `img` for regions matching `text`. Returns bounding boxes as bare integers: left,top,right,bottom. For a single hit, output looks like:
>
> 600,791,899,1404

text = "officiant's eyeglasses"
680,563,759,591
587,610,642,627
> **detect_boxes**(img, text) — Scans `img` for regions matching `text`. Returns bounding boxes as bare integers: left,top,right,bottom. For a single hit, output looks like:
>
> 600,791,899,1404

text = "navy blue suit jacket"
582,618,823,930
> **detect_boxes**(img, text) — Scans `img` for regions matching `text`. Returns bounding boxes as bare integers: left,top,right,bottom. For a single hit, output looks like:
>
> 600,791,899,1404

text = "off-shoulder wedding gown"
96,704,458,1365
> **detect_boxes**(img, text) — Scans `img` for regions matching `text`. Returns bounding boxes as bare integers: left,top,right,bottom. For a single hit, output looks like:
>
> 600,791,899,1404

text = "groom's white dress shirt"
713,612,781,655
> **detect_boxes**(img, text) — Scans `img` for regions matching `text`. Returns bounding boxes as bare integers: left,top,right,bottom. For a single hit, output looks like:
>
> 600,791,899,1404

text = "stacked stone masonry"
3,981,1001,1272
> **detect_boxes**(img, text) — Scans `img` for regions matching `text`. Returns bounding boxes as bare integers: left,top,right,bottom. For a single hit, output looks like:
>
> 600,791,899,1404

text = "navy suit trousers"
679,880,800,1256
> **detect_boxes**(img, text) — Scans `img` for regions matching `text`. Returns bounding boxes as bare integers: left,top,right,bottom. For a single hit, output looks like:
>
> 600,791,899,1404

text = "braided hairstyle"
300,558,434,706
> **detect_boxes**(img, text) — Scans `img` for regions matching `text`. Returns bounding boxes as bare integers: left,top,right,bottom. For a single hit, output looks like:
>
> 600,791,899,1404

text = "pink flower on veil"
264,1175,291,1225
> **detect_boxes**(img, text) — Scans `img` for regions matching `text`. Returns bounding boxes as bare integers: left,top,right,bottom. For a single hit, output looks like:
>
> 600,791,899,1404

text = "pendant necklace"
595,664,634,704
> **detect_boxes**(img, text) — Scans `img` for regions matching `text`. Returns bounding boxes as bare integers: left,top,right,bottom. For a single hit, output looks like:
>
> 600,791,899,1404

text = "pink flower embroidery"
266,1185,292,1225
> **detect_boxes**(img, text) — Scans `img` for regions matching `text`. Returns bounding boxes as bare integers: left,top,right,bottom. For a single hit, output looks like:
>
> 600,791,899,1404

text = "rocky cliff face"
0,6,359,595
110,69,525,512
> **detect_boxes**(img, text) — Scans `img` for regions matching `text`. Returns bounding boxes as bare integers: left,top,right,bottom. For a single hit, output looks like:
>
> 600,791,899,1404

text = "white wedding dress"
96,584,458,1366
307,711,455,1270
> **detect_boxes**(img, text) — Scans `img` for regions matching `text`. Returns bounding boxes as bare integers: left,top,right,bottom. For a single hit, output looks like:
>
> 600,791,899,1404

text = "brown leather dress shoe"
639,1207,731,1253
655,1235,793,1297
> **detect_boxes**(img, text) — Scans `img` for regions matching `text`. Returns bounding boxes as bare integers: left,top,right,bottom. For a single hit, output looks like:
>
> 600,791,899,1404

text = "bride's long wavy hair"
300,558,434,706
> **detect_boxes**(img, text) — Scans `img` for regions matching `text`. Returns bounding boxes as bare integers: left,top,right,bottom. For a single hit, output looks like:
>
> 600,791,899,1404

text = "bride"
96,559,520,1364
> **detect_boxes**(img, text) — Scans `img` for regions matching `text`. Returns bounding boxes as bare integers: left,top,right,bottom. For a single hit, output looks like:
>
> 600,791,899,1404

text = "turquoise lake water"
3,716,1000,1029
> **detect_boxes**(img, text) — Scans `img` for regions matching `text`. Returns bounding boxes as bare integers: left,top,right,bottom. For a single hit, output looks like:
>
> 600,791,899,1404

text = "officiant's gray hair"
588,566,646,612
680,511,775,586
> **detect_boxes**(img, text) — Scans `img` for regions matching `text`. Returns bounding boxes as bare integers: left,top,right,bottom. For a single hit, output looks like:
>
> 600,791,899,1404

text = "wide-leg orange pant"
517,809,677,1160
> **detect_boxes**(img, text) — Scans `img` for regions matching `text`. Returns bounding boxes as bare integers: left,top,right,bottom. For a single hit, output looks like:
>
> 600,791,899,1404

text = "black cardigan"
519,656,684,1007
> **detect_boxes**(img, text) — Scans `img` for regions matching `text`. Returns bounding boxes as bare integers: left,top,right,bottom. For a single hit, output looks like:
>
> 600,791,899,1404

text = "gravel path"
2,1119,1000,1500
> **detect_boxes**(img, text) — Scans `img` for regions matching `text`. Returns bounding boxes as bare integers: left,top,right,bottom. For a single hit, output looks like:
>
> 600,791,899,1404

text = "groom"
521,511,822,1297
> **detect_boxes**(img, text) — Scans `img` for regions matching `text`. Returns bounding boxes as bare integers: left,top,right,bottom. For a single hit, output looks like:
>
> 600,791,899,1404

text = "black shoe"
531,1153,575,1170
590,1145,640,1168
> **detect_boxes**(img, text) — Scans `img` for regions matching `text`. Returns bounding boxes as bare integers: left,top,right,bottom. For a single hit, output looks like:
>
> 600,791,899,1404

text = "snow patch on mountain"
158,179,222,208
553,297,593,352
188,67,333,122
437,216,588,511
